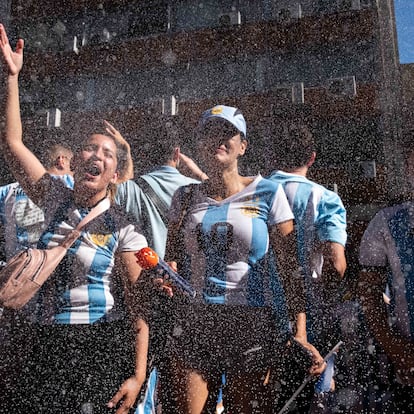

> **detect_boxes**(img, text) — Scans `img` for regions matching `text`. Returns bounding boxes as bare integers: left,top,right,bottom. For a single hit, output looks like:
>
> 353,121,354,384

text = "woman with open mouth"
0,23,150,414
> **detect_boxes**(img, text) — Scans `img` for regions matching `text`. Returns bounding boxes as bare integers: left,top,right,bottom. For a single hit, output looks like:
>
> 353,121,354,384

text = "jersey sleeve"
316,189,347,246
49,173,74,189
359,210,389,267
267,183,294,226
117,221,148,253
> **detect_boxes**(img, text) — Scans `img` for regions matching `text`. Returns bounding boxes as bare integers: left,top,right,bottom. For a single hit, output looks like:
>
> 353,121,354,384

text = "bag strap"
164,183,198,263
75,197,111,231
176,183,199,230
136,176,169,226
61,197,111,249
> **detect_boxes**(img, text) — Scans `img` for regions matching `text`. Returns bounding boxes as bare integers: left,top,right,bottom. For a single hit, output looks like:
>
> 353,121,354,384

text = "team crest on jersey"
90,233,111,247
211,106,223,115
242,197,260,217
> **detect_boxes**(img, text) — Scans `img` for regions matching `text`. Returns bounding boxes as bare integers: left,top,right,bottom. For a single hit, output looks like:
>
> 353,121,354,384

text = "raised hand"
178,152,209,181
104,120,130,150
104,120,134,181
0,24,24,76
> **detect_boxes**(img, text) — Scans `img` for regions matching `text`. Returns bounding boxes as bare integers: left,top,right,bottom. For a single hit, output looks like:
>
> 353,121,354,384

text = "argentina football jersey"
268,171,347,280
268,171,347,340
35,179,146,325
0,174,74,260
170,175,294,306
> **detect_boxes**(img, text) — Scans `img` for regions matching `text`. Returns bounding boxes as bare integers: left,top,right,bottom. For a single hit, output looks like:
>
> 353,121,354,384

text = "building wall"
2,0,403,213
400,63,414,136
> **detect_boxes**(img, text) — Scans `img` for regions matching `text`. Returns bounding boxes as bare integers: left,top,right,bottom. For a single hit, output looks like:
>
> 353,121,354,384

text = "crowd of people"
0,22,413,414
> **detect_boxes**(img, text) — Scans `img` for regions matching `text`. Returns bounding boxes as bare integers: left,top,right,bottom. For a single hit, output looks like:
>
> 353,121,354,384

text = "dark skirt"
15,319,136,414
166,303,286,377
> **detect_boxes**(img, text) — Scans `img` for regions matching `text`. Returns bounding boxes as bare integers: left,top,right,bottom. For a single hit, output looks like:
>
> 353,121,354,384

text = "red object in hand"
135,247,159,269
135,247,197,298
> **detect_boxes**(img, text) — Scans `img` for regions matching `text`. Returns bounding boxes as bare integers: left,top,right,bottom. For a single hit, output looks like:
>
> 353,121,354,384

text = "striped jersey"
0,174,74,260
359,202,414,340
268,171,347,280
35,177,147,325
268,170,347,391
169,175,294,306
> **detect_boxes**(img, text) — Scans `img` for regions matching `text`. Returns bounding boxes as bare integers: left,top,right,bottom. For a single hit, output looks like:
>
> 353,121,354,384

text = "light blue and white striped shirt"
0,174,74,260
35,177,147,325
268,171,347,280
268,170,347,393
170,175,294,306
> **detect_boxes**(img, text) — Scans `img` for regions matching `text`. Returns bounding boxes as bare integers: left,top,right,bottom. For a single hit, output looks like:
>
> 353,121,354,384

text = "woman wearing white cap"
161,105,325,413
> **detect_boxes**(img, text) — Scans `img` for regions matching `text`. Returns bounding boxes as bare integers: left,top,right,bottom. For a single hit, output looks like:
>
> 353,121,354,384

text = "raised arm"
104,120,134,181
178,152,208,181
0,24,47,201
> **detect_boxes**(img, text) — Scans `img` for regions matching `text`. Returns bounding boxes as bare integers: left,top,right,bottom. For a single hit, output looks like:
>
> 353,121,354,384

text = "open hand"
107,375,143,414
0,24,24,76
104,120,134,181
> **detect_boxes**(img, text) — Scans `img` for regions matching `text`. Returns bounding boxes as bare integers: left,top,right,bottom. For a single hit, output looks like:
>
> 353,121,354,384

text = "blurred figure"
1,24,148,414
358,140,414,412
45,143,74,178
116,118,201,259
268,124,347,413
0,143,73,412
0,144,73,259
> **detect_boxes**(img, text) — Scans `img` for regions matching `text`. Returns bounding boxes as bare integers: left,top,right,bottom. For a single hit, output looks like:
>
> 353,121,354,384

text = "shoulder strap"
164,183,198,263
75,197,111,231
175,183,198,230
60,197,111,249
136,176,169,225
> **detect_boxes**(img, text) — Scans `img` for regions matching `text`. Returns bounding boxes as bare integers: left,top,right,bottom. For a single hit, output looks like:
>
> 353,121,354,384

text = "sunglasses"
200,123,240,140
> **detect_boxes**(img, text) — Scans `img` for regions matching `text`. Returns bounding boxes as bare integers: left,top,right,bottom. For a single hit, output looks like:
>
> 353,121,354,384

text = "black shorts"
165,303,285,377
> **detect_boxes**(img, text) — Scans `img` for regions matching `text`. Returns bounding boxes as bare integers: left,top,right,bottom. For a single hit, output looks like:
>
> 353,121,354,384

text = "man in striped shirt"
0,144,74,260
268,124,347,412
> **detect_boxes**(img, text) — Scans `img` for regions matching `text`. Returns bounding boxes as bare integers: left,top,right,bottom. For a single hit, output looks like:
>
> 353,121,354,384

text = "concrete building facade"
0,0,405,231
